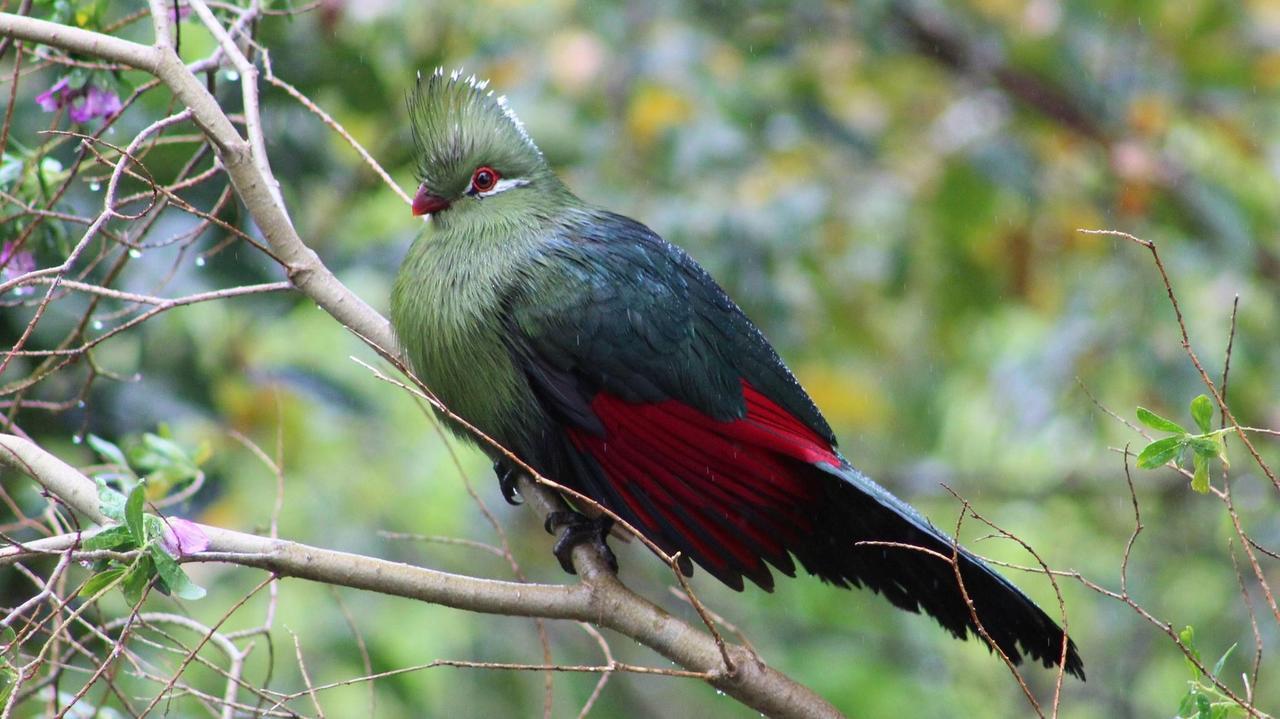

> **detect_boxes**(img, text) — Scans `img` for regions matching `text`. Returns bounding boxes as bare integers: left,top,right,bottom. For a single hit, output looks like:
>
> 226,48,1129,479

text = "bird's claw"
544,511,617,575
493,460,522,505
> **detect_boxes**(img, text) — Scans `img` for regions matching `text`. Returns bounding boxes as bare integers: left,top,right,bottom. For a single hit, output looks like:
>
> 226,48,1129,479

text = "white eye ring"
471,176,531,199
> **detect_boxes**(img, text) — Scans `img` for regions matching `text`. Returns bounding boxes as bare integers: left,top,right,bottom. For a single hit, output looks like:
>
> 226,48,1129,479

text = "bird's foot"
493,460,521,505
544,511,617,575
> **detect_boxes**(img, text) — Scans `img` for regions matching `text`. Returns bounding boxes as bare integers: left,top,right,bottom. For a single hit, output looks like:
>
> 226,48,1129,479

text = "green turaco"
390,68,1083,678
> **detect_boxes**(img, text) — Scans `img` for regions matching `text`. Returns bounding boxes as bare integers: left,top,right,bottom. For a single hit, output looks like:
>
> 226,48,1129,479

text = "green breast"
389,225,534,449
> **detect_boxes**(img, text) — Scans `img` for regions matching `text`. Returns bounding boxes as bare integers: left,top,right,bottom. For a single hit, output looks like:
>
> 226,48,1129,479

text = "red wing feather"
565,379,839,589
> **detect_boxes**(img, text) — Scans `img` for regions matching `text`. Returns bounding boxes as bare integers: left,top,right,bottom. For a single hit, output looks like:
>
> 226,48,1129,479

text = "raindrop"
89,181,101,192
195,255,207,267
128,248,142,258
224,69,240,82
71,434,84,445
92,320,103,330
76,400,86,408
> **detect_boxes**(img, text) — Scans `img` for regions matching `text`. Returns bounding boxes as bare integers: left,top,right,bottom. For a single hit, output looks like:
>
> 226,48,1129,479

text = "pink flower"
160,518,210,557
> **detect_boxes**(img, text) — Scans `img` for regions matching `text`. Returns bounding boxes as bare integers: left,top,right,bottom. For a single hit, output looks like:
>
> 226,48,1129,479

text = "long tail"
800,462,1085,679
561,384,1084,678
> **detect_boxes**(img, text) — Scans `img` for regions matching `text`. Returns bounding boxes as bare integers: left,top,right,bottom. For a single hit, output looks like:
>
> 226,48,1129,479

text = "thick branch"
0,13,157,69
0,434,843,718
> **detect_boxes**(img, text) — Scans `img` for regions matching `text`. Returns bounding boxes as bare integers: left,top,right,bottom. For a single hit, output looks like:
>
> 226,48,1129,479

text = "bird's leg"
544,510,617,575
492,459,522,505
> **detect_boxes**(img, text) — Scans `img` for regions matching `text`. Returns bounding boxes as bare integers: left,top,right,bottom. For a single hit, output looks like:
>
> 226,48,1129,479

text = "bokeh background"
4,0,1280,716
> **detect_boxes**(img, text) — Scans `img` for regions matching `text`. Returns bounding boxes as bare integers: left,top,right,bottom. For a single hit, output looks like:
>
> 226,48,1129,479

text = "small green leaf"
1188,437,1222,459
1177,692,1197,717
1137,436,1183,469
79,567,125,598
1196,694,1211,719
1180,625,1202,678
87,434,128,470
1192,454,1210,494
1137,407,1186,434
144,514,164,541
1212,643,1237,676
121,555,153,607
124,482,146,544
148,545,206,600
141,433,192,468
96,479,126,522
81,525,135,551
1190,395,1214,434
0,665,15,707
1180,625,1197,650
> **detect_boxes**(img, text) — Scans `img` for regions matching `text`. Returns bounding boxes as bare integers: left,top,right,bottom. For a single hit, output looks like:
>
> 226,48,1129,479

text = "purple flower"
35,76,121,123
160,518,210,558
68,85,122,123
34,77,71,112
1,242,36,295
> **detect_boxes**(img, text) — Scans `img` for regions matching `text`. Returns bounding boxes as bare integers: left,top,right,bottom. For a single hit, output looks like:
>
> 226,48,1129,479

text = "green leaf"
96,479,126,522
140,433,193,469
121,555,153,607
1190,395,1215,434
87,434,129,470
0,665,15,708
1212,643,1237,676
1196,694,1211,719
1177,692,1197,717
148,545,206,600
1180,625,1202,678
1137,407,1187,434
1192,454,1210,494
81,525,135,551
1188,436,1223,459
1137,436,1183,469
144,515,164,542
78,567,125,598
124,482,146,544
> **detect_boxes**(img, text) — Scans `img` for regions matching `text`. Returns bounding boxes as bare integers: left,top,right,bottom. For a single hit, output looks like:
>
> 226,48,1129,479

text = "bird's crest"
407,68,544,198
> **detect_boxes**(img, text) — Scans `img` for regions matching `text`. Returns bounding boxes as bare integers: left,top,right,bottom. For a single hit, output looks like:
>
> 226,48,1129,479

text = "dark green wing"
504,209,835,443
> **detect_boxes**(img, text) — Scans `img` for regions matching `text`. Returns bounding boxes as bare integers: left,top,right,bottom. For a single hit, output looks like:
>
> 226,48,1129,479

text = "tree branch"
0,433,844,719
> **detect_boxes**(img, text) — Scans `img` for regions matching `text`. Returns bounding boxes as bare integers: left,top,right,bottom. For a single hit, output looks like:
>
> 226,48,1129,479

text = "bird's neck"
389,200,571,443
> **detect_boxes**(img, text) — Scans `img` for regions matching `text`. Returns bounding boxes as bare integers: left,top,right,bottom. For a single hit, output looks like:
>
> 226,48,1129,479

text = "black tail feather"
795,461,1085,679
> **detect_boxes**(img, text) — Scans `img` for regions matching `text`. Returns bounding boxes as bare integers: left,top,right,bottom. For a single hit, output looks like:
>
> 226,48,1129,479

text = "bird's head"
407,69,557,226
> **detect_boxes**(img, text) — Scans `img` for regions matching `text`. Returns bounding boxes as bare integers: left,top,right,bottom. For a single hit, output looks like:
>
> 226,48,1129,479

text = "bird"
390,68,1084,679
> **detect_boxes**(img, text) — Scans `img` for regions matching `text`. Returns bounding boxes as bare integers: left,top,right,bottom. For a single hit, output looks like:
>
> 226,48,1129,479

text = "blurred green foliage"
4,0,1280,716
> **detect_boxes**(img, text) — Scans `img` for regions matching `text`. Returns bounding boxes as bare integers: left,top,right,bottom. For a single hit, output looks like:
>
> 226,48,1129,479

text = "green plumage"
392,71,826,457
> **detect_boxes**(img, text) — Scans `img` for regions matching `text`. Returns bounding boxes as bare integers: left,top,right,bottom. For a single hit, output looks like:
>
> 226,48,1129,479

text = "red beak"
412,183,451,216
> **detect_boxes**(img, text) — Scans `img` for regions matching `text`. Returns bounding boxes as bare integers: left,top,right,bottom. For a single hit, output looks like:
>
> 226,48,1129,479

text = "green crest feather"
407,68,546,199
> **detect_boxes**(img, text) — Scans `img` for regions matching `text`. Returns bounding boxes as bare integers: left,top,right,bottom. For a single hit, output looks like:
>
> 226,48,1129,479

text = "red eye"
471,166,500,193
